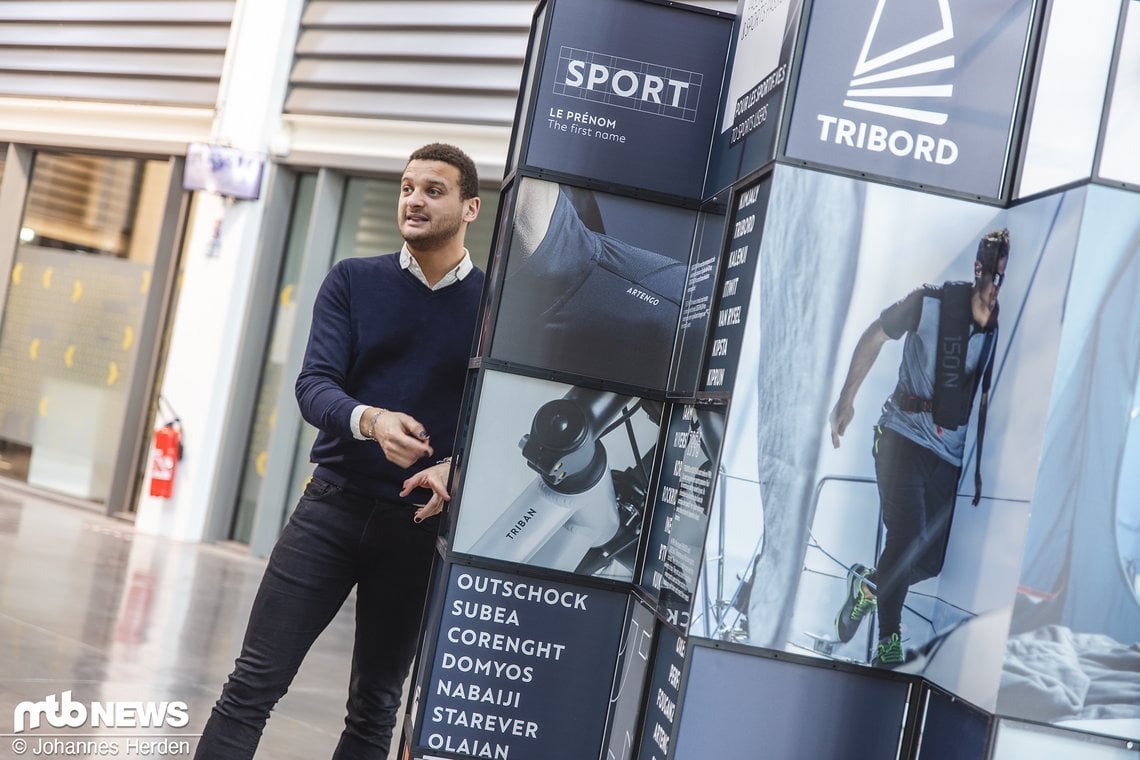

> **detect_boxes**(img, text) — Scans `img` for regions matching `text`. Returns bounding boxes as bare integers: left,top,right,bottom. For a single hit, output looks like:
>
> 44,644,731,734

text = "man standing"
828,229,1009,667
195,143,484,758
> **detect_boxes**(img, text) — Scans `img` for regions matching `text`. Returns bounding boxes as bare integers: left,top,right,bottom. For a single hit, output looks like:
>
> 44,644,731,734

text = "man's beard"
402,215,462,250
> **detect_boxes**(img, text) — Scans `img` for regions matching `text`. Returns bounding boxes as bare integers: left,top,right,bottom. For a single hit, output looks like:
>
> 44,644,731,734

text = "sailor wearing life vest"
827,229,1010,667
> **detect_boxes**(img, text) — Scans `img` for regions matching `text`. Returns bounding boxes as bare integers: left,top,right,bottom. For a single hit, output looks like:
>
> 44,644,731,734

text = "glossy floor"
0,485,405,760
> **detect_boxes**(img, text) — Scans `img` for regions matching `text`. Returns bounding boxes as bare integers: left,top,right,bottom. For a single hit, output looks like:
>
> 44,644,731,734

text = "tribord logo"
816,0,960,165
12,691,189,733
846,0,954,125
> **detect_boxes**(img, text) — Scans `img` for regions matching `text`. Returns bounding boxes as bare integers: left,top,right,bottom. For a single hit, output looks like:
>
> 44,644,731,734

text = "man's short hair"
976,228,1010,272
407,143,479,200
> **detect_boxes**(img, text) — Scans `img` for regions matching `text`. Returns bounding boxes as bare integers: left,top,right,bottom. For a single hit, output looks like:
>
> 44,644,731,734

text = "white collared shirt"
350,245,475,439
399,244,473,291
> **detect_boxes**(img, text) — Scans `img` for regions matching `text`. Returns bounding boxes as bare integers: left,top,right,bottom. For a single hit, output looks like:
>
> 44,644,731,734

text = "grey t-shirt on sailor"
876,284,994,466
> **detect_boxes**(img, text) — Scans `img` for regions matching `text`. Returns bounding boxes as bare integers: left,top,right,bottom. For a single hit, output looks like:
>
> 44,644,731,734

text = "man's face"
975,255,1007,311
398,159,476,251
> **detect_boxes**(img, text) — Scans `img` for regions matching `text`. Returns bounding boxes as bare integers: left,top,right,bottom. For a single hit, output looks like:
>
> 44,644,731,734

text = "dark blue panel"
416,565,627,760
784,0,1034,199
524,0,732,201
674,645,912,760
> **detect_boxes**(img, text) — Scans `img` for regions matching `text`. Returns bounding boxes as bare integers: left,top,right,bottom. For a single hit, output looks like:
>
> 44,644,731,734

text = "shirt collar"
399,245,473,291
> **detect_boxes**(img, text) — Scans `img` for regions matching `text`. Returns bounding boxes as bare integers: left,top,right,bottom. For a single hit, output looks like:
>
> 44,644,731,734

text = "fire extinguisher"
149,397,183,498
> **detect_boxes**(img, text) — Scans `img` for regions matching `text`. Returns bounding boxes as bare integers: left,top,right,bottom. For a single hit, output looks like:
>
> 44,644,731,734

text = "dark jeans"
194,478,439,760
872,427,960,640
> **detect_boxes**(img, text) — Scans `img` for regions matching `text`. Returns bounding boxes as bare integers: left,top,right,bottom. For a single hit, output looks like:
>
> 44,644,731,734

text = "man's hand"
828,319,891,449
400,461,452,523
829,399,854,449
369,409,433,468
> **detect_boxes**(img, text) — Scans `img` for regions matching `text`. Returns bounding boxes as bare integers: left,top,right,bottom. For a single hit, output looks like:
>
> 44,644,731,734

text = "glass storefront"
230,175,499,543
231,174,317,542
0,152,173,502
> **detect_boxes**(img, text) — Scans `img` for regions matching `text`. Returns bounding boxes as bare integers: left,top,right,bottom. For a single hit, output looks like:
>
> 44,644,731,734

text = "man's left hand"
400,461,452,523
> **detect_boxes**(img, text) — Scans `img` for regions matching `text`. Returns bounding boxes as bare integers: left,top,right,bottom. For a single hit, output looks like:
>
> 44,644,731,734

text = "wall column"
135,0,305,542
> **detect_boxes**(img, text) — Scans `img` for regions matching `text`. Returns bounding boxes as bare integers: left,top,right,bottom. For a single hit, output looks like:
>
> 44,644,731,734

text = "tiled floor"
0,484,404,760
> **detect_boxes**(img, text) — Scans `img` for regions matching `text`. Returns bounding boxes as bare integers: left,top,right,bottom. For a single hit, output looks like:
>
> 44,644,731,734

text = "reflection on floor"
0,484,404,760
0,440,30,482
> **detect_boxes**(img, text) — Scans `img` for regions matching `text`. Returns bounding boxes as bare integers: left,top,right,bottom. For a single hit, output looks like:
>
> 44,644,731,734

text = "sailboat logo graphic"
844,0,955,126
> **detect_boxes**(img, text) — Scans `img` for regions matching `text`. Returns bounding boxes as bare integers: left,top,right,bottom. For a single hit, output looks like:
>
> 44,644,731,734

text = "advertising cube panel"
700,172,770,394
416,564,627,760
634,625,687,760
994,186,1140,741
784,0,1036,199
673,644,913,760
488,178,698,391
694,164,1081,712
639,402,725,632
451,370,662,582
705,0,804,196
522,0,732,201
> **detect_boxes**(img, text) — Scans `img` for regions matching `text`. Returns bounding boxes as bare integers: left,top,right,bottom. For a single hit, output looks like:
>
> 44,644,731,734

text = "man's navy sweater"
295,253,483,504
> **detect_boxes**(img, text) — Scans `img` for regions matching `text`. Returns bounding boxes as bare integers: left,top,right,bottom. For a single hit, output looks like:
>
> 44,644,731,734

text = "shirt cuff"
350,404,369,440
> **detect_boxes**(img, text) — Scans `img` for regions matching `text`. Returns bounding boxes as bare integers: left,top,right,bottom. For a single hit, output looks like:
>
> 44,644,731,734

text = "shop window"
0,152,170,500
